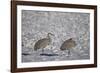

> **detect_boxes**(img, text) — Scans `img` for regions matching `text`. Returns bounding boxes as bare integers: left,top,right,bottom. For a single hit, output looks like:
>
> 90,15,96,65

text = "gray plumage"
34,33,54,52
34,38,50,51
60,38,76,56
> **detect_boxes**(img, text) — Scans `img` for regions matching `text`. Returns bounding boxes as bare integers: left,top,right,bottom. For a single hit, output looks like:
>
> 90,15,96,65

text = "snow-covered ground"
21,10,90,62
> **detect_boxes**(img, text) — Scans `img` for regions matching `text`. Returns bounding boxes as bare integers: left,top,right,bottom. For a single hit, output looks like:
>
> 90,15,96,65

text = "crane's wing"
34,38,50,51
60,39,76,50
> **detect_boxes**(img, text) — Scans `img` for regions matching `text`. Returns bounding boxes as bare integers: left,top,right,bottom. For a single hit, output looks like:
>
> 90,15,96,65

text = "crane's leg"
61,50,66,56
42,48,44,54
68,49,71,57
51,46,53,53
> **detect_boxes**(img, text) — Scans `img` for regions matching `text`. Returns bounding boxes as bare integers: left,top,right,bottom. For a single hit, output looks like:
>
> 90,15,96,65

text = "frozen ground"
21,10,90,62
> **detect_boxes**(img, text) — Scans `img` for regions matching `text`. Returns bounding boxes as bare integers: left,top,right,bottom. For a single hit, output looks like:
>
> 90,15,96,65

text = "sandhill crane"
60,38,76,56
34,33,54,53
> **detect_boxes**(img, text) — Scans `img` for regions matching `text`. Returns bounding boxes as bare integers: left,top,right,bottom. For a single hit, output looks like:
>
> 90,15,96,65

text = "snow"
21,10,90,62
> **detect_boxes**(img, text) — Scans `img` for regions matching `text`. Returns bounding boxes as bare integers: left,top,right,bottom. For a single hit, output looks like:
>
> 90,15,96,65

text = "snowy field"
21,10,90,62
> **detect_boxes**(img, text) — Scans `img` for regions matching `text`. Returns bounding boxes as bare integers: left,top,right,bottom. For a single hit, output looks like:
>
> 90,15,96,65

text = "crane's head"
47,33,54,41
47,33,54,37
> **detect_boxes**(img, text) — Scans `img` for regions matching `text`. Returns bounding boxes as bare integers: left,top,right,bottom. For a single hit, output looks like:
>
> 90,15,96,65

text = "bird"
60,38,76,56
34,33,54,54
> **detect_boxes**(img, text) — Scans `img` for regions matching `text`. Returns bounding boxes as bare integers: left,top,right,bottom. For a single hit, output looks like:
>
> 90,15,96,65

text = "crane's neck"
47,34,51,43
